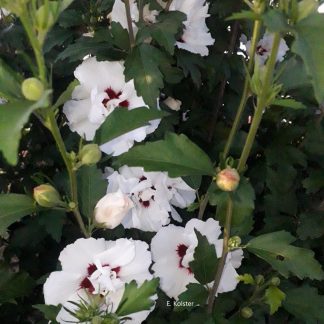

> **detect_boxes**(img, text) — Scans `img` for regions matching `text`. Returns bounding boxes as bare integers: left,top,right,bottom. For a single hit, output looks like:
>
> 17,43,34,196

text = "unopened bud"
270,277,280,286
228,236,242,249
255,274,265,285
216,167,240,192
79,144,102,166
33,184,64,208
241,307,253,319
35,4,55,31
22,78,44,101
164,96,182,111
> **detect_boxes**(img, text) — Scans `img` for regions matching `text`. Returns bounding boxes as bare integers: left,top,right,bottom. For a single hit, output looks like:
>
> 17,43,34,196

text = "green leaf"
0,91,51,165
95,107,166,145
283,285,324,323
138,11,186,55
33,304,61,322
175,283,208,312
303,169,324,194
263,9,290,33
272,98,306,109
297,211,324,240
247,231,324,280
237,274,255,285
116,133,215,177
292,13,324,104
0,194,36,236
77,165,107,219
189,230,218,284
53,79,79,109
264,286,286,315
0,262,35,304
124,44,165,108
37,210,65,242
0,58,23,100
110,22,130,51
115,278,159,316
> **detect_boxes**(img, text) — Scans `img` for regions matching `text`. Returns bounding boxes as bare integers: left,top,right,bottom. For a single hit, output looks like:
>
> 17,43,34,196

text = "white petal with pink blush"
43,237,154,323
63,57,160,155
150,218,243,299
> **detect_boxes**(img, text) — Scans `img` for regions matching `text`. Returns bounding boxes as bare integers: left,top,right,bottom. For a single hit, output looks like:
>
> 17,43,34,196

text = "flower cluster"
44,219,243,323
110,0,214,56
63,57,160,156
99,166,196,231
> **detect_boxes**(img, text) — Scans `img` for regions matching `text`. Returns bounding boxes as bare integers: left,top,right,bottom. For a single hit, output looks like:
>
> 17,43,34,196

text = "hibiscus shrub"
0,0,324,323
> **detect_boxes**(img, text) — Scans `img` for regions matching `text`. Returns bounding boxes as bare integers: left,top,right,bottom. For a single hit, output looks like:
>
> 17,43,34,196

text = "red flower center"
256,45,268,56
80,263,121,293
102,87,129,108
176,244,192,274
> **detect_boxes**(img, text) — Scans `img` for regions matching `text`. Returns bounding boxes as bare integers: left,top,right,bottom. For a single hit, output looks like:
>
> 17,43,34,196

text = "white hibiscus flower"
63,57,160,156
151,218,243,299
105,166,196,232
110,0,214,56
43,237,154,323
246,32,289,65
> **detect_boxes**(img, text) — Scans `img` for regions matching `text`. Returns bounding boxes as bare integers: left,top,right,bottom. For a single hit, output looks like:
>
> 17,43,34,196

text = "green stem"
19,13,47,84
223,19,262,159
138,0,144,23
165,0,173,11
207,195,233,313
46,112,89,238
124,0,135,48
237,32,281,172
198,193,209,220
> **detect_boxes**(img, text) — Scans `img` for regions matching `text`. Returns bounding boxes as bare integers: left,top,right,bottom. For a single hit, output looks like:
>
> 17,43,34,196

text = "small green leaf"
95,107,166,145
77,166,107,219
237,274,255,285
247,231,324,280
175,283,208,312
37,210,65,242
33,304,61,322
115,278,159,316
264,286,286,315
272,98,306,109
0,194,36,236
189,230,218,284
292,13,324,104
124,44,165,108
263,9,290,33
302,169,324,194
0,58,23,100
0,90,51,165
283,285,324,323
116,133,215,177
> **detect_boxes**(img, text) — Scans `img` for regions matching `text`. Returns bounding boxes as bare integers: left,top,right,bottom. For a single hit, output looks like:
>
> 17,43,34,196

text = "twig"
124,0,135,48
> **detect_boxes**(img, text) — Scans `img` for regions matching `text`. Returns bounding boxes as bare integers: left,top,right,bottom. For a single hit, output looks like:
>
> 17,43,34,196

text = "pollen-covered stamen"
176,244,192,274
102,87,129,108
256,45,268,56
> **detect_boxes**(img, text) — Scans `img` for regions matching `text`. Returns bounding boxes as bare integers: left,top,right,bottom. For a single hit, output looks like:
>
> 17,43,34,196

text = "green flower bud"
241,307,253,319
215,167,240,192
228,236,242,249
255,274,265,285
79,144,102,166
270,277,280,286
35,3,56,31
21,78,44,101
33,184,64,208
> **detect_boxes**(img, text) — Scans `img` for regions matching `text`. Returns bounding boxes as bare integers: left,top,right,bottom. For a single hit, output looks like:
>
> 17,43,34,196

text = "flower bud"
94,191,133,229
164,96,182,111
216,167,240,192
21,78,44,101
228,236,242,249
33,184,64,208
79,144,102,166
270,277,280,286
35,4,55,31
241,307,253,319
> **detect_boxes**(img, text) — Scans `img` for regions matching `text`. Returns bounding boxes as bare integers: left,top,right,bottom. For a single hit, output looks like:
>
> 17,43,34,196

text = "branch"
124,0,135,48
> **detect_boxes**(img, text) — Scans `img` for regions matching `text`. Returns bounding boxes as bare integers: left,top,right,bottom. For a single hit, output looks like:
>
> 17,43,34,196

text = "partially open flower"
94,191,134,229
216,167,240,192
